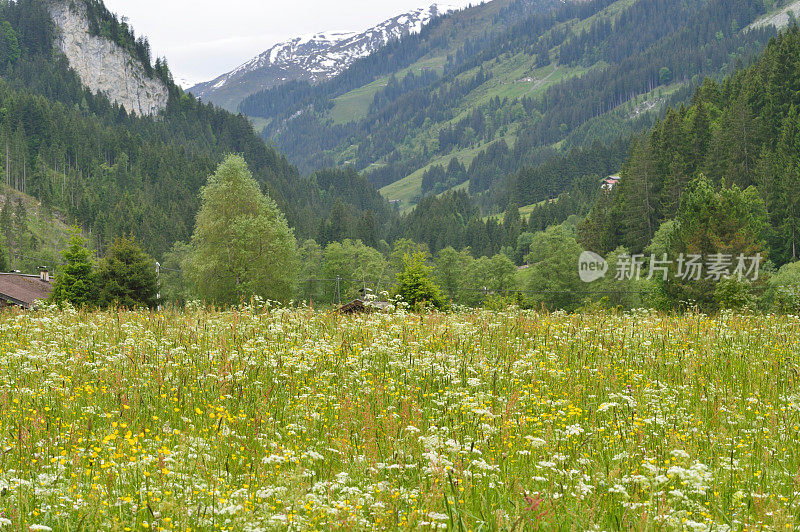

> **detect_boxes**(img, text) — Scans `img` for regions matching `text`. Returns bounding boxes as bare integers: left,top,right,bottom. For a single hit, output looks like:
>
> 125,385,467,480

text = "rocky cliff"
48,1,168,116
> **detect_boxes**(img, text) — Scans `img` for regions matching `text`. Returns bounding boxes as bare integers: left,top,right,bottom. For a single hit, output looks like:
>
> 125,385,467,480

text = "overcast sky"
102,0,457,87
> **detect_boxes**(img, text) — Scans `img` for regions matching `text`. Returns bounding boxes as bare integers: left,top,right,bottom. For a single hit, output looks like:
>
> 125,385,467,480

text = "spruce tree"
395,251,446,310
95,236,159,309
0,198,11,249
774,107,800,263
0,237,8,272
50,228,96,308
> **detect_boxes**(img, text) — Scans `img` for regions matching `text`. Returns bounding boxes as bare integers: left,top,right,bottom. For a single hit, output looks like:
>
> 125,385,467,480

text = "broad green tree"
395,251,446,310
588,246,649,310
95,236,159,309
185,155,298,305
525,225,585,311
50,228,96,307
322,239,387,303
434,246,473,301
761,260,800,312
463,254,518,306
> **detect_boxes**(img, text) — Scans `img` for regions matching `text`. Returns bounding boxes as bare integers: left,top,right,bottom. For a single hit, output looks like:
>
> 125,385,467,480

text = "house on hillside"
0,270,53,309
602,175,621,190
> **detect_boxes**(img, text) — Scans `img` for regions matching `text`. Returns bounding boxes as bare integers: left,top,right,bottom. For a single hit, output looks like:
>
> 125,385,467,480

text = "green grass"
1,185,74,272
330,57,451,125
379,138,512,213
1,308,798,530
482,199,553,222
247,116,270,135
330,78,390,125
568,0,637,34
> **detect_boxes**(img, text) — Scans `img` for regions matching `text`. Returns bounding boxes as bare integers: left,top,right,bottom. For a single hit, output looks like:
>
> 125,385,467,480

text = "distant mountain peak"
189,2,475,111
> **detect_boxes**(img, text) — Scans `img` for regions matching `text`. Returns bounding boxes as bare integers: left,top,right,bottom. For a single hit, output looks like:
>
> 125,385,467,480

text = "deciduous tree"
185,155,298,305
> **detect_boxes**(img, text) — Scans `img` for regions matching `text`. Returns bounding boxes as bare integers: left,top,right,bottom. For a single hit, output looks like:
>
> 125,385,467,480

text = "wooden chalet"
0,271,53,309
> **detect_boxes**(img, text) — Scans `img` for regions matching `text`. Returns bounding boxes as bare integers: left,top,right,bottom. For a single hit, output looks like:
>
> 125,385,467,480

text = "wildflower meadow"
0,305,798,530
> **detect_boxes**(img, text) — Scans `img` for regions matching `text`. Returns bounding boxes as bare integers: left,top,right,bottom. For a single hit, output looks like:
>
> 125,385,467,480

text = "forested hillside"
582,25,800,268
243,0,779,216
0,0,391,267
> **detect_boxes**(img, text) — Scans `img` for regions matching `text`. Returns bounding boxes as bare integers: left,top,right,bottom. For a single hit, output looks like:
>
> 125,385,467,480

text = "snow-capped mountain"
189,2,474,112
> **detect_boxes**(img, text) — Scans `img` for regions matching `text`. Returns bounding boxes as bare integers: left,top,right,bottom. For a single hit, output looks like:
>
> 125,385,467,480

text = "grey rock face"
48,2,169,117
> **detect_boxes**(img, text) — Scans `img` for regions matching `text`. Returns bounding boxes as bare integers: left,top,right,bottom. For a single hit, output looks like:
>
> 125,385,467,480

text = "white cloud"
101,0,453,86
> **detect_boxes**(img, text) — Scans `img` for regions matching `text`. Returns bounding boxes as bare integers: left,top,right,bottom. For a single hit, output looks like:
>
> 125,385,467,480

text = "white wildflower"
565,424,584,436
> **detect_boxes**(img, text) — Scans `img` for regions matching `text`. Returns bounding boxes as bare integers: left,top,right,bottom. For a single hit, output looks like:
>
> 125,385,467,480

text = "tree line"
576,25,800,311
0,0,402,265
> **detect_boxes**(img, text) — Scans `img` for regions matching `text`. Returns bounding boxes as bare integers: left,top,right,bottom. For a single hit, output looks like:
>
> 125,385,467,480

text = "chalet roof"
0,273,53,309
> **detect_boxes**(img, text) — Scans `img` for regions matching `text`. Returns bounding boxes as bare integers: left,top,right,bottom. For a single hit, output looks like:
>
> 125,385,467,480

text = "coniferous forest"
0,0,387,262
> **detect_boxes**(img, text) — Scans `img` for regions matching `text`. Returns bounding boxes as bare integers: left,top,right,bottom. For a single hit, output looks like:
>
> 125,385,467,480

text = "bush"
761,261,800,312
395,251,447,310
714,276,756,311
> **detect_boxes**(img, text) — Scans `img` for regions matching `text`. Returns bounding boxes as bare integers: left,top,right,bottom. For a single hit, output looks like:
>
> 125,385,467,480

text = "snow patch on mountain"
189,2,477,110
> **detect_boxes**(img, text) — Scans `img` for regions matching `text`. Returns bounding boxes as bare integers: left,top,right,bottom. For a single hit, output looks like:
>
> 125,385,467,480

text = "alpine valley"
7,1,800,530
235,0,792,220
2,0,800,279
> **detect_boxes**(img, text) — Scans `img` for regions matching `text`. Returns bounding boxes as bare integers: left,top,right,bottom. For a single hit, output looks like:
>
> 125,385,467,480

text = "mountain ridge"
240,0,780,214
189,2,475,111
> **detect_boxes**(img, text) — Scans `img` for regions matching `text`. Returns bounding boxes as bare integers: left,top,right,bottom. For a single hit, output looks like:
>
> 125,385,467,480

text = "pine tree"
773,106,800,262
95,236,159,309
12,197,25,249
661,176,768,311
0,198,11,249
50,228,96,308
0,236,8,272
616,135,658,253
